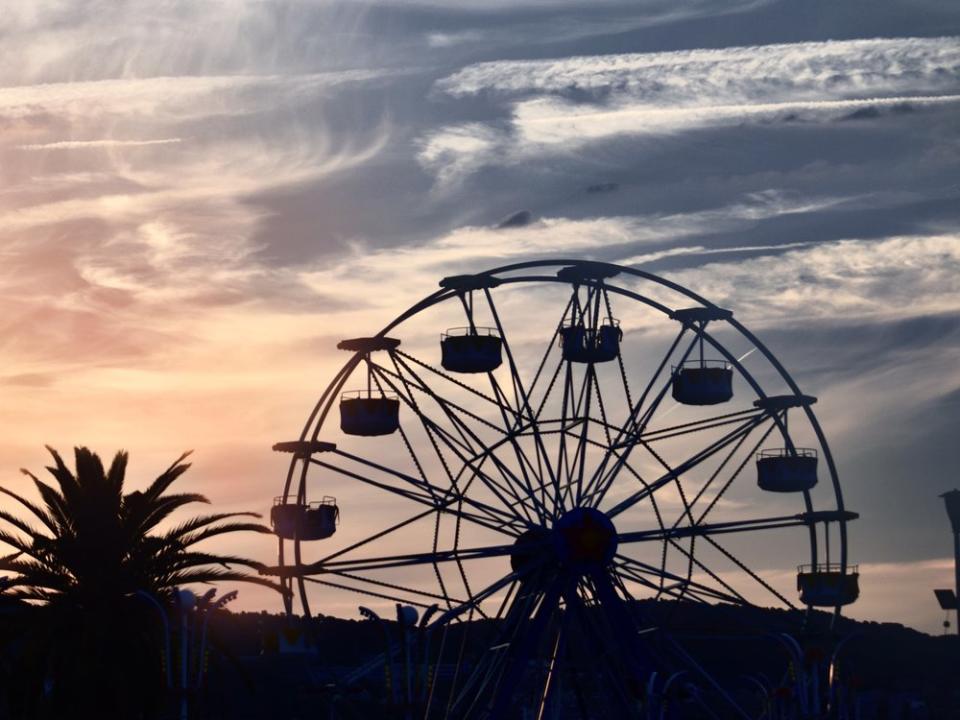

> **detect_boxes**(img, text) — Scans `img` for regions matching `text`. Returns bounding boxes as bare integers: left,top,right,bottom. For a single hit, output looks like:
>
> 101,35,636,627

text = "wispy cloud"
16,138,183,150
512,94,960,145
421,37,960,185
651,233,960,325
438,37,960,100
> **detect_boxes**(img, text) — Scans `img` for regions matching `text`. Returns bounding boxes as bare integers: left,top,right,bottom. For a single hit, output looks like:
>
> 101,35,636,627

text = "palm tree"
0,446,283,718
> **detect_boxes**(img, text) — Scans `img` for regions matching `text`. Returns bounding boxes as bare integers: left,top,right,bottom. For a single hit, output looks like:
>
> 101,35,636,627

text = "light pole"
133,590,173,689
941,490,960,636
176,589,197,720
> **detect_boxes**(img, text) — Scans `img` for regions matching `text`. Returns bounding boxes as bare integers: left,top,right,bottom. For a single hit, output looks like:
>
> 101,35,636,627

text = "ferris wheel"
267,259,859,718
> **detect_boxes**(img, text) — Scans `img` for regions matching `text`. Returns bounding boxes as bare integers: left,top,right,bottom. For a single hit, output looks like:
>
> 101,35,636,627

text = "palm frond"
0,485,57,534
177,521,273,548
160,568,287,595
163,512,264,542
0,551,23,570
28,474,71,533
43,445,81,510
137,493,210,533
0,529,44,560
1,558,73,593
166,551,267,573
142,451,193,505
105,450,129,496
0,508,45,542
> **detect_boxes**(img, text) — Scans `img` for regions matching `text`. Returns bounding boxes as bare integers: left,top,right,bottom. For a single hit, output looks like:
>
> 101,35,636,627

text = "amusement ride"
266,259,860,718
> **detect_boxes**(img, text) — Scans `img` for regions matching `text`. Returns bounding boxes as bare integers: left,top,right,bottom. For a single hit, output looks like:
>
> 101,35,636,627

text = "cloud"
495,209,534,228
295,190,855,319
510,93,960,145
420,36,960,184
438,36,960,100
16,138,183,150
650,233,960,326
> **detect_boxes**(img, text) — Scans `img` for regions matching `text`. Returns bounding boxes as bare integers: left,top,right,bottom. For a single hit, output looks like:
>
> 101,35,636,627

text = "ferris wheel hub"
509,508,619,577
554,507,619,569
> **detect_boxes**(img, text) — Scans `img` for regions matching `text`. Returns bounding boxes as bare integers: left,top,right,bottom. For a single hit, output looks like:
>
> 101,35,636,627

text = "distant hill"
201,600,959,719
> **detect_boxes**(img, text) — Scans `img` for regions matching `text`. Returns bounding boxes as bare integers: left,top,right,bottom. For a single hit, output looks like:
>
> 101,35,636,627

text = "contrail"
16,138,183,150
657,346,757,421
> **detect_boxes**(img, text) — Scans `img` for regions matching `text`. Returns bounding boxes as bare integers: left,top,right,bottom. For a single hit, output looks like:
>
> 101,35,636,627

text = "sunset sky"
1,1,959,633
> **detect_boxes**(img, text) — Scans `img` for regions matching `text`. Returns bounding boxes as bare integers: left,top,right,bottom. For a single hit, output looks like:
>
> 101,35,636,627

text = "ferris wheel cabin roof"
439,274,503,291
336,336,401,353
753,394,818,411
556,262,620,284
798,510,860,524
669,306,734,324
272,440,337,456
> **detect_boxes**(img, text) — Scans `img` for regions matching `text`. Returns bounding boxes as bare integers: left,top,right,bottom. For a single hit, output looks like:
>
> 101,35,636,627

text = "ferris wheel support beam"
602,412,769,518
618,513,817,544
486,373,551,524
391,352,551,522
578,327,698,507
373,359,546,526
483,286,563,517
614,555,744,605
635,407,766,445
332,447,523,531
563,580,646,714
483,575,570,720
686,417,779,527
311,456,522,536
267,539,525,578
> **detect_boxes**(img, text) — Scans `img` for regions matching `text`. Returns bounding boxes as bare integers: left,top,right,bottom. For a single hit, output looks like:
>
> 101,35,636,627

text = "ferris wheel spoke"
274,539,520,577
326,449,515,528
666,536,750,605
684,417,778,527
393,349,524,425
568,363,598,512
458,420,552,518
316,506,438,567
322,568,472,607
702,535,798,610
483,286,562,516
551,348,601,516
381,354,548,523
624,325,692,439
370,364,541,527
303,576,437,610
484,374,553,523
637,407,766,445
578,330,701,508
312,455,521,535
600,412,769,518
614,561,717,605
613,554,743,605
372,362,479,456
573,364,617,510
428,565,537,631
526,292,576,413
610,573,753,720
618,513,814,545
